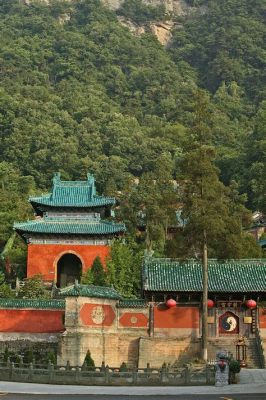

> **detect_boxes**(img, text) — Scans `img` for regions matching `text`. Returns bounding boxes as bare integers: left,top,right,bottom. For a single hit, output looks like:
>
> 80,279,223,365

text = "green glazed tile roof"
30,172,115,208
59,284,122,300
0,299,65,309
117,299,148,308
143,258,266,293
14,216,126,235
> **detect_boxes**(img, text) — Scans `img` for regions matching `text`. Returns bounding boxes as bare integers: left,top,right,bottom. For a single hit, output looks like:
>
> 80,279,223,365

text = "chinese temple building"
142,258,266,339
14,173,126,287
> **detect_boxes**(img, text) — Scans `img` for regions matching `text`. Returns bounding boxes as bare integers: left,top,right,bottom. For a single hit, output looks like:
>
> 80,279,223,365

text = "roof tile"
143,258,266,293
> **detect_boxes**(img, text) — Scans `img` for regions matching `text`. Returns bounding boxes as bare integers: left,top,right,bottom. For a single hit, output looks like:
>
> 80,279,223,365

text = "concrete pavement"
0,369,266,396
239,368,266,384
0,381,266,395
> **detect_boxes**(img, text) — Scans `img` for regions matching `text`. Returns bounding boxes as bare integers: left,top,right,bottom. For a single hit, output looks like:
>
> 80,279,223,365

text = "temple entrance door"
219,311,239,335
56,253,82,288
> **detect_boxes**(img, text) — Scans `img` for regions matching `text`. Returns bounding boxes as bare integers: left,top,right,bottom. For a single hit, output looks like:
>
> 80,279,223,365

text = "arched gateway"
56,253,82,288
14,173,126,283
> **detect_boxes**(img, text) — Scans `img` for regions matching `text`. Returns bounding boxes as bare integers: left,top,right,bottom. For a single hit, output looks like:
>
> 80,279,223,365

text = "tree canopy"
0,0,264,281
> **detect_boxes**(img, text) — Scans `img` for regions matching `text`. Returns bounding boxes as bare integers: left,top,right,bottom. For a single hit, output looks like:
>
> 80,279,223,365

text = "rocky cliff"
21,0,198,46
102,0,194,14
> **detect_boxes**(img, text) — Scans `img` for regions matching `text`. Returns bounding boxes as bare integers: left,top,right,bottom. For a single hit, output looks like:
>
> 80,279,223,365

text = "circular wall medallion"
130,316,138,324
91,306,105,324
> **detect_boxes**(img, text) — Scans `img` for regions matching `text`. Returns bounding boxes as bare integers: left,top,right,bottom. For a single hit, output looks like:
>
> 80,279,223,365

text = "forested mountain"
0,0,265,267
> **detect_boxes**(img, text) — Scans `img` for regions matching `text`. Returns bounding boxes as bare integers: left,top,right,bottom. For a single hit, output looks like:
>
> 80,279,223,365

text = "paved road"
1,395,266,400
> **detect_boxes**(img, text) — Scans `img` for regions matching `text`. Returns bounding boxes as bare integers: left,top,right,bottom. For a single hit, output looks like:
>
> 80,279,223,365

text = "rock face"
103,0,195,46
117,17,174,46
150,21,175,46
21,0,196,46
103,0,191,14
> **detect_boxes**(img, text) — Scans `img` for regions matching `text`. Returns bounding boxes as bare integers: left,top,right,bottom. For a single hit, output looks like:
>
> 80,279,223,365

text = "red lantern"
246,299,257,309
166,298,177,308
207,299,215,308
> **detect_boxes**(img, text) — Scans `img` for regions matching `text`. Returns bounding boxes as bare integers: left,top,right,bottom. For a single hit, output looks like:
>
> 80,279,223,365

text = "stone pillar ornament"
215,350,229,387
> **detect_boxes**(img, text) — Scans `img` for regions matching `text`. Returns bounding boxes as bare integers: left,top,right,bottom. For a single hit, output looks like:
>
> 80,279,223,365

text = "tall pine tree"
179,90,261,360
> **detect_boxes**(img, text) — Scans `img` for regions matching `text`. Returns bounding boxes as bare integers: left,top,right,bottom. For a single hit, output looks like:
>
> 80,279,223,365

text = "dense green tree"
242,102,266,212
0,0,263,286
90,256,106,286
106,239,142,297
17,275,50,299
117,0,166,24
178,90,261,360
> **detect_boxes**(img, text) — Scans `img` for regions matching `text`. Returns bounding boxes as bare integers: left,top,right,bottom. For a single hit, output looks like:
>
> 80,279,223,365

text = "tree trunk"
202,229,208,361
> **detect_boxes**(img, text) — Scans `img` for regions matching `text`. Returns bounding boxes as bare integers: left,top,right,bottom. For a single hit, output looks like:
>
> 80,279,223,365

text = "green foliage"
0,0,263,288
171,0,265,102
83,350,95,368
0,271,5,285
3,347,9,362
17,274,50,299
23,348,34,364
179,91,260,259
46,351,56,365
90,256,106,286
0,283,15,299
117,0,166,24
81,268,94,285
106,239,142,297
119,361,128,372
229,359,241,374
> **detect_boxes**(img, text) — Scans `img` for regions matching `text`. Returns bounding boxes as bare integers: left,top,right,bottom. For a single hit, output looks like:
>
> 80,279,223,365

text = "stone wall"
58,296,201,367
138,337,201,368
58,297,149,366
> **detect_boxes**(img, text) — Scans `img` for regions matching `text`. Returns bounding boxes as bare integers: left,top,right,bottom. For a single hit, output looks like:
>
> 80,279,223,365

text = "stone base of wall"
58,331,201,369
138,337,201,368
58,331,142,367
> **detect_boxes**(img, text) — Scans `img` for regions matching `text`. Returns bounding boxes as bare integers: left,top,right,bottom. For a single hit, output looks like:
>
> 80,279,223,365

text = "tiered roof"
14,173,126,238
143,258,266,293
30,172,115,210
14,215,126,236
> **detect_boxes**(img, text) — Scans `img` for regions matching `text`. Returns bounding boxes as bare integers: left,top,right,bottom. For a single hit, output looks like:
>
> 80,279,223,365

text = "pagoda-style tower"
14,173,126,287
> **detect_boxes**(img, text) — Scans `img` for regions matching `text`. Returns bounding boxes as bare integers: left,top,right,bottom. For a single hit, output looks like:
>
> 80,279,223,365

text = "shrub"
83,350,95,369
229,359,241,374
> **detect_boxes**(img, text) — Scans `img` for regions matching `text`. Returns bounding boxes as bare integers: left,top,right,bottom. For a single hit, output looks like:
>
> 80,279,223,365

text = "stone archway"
56,253,82,288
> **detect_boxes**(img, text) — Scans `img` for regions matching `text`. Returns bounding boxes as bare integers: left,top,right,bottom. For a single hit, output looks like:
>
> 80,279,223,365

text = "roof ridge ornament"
87,172,96,198
52,172,61,199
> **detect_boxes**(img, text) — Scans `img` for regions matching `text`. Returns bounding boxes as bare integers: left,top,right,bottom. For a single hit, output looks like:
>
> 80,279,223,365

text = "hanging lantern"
166,298,177,308
246,299,257,309
207,299,215,308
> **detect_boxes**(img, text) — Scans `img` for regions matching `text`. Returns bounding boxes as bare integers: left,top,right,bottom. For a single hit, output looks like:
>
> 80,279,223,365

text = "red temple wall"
259,308,266,329
154,306,199,329
0,309,64,333
27,243,110,281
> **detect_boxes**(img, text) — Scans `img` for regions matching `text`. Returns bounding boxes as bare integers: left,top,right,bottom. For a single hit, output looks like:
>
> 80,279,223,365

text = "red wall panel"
119,312,148,328
154,306,199,329
259,308,266,328
27,244,110,281
0,310,64,333
80,304,115,327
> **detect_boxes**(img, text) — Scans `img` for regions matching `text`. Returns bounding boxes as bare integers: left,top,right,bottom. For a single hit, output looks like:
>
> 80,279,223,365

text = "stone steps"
207,338,262,369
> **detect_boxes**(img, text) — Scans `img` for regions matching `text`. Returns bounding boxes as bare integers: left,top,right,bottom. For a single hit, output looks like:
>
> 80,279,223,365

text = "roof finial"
52,172,61,199
87,172,96,197
53,172,61,185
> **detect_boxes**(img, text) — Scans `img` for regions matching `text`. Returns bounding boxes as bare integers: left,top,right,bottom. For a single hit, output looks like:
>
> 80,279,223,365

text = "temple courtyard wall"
1,297,266,367
0,298,201,367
